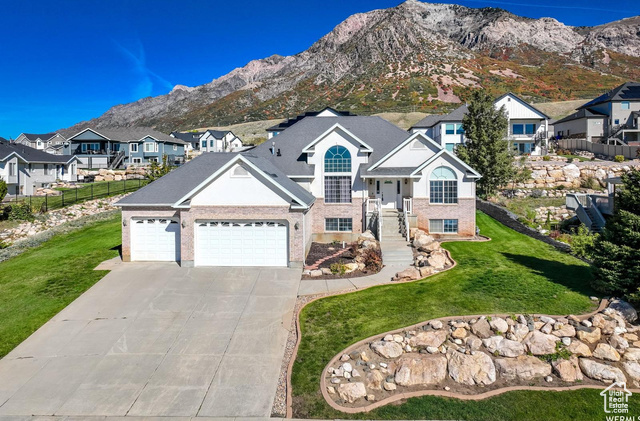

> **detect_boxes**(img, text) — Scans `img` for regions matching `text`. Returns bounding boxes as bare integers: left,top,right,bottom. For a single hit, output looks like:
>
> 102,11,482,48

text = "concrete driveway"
0,262,300,418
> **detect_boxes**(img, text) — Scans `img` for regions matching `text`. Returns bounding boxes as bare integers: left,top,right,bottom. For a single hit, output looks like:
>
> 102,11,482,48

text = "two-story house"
554,82,640,144
0,139,79,196
411,93,550,155
14,133,68,154
117,112,480,267
60,127,187,168
266,107,356,139
199,130,243,152
170,131,204,152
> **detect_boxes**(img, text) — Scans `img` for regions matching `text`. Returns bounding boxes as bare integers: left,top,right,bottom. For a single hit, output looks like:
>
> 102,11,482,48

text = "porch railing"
402,197,413,214
366,198,381,214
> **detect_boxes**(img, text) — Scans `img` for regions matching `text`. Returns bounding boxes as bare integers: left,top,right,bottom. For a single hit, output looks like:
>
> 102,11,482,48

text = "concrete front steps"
380,211,414,267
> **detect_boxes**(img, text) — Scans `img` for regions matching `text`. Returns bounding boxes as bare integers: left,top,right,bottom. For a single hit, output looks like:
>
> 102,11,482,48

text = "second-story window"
324,145,351,203
430,166,458,204
144,143,155,153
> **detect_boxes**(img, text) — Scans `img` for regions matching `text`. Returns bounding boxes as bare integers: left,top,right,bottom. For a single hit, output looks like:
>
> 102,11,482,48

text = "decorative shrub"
330,261,347,275
7,203,34,221
362,247,382,272
0,180,7,202
580,177,601,190
571,224,597,260
530,189,543,198
542,155,551,161
615,155,625,163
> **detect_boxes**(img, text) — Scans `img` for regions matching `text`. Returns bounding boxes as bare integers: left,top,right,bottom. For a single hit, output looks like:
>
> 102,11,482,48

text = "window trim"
324,145,352,173
512,124,524,135
325,217,353,232
132,157,142,164
525,123,536,135
445,123,455,135
429,219,459,234
130,143,138,153
144,142,155,153
324,175,352,204
429,166,458,204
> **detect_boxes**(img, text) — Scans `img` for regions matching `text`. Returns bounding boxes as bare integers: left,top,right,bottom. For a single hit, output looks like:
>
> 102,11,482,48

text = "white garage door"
131,218,180,261
195,221,287,267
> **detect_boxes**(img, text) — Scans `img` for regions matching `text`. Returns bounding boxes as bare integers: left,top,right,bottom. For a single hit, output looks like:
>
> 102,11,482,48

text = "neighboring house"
411,93,550,155
552,109,607,142
117,113,480,267
14,132,68,152
555,82,640,144
60,127,187,169
266,107,356,139
199,130,243,152
0,139,79,196
170,131,205,151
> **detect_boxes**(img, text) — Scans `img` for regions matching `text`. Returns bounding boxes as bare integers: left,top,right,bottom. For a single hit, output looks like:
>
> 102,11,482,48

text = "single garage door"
195,221,287,267
131,218,180,261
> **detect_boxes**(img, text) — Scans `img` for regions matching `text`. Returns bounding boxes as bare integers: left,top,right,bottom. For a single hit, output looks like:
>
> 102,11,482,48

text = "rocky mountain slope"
67,0,640,133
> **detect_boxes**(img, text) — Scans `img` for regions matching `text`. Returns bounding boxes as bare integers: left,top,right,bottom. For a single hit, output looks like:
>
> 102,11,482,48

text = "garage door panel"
132,218,180,262
195,221,287,267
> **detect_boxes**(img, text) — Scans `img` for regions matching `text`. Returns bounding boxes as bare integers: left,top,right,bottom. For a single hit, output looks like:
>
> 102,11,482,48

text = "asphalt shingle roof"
170,132,205,143
60,127,187,145
554,108,607,125
579,82,640,109
411,105,468,129
205,130,230,139
117,152,315,207
0,141,75,163
21,133,59,141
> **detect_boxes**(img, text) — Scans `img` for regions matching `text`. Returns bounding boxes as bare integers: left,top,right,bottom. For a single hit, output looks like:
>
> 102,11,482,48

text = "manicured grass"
290,212,631,420
557,154,592,162
0,213,121,358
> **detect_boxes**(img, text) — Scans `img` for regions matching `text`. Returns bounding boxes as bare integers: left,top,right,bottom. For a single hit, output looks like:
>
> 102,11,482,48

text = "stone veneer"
412,197,476,237
121,205,310,267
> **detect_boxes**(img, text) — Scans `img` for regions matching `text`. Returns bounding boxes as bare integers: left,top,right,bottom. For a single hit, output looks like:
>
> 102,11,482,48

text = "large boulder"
426,250,448,269
471,318,492,339
489,317,509,333
408,330,448,348
577,327,602,344
338,382,367,403
394,354,448,386
553,356,583,382
495,356,552,380
567,340,592,357
562,164,581,180
592,314,617,335
622,361,640,386
579,359,626,383
370,340,404,359
624,348,640,362
509,323,530,342
523,331,560,355
592,343,621,362
552,324,576,338
395,267,421,281
413,232,435,249
447,351,496,385
482,336,525,357
609,299,638,323
365,370,385,390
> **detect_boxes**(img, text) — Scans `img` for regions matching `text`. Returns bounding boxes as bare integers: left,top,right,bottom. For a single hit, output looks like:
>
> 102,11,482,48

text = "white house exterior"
0,139,79,195
117,113,480,268
411,93,550,155
199,130,243,152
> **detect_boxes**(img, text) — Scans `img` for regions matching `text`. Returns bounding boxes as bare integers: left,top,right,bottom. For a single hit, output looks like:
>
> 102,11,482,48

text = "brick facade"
310,197,364,241
412,197,476,237
121,207,181,262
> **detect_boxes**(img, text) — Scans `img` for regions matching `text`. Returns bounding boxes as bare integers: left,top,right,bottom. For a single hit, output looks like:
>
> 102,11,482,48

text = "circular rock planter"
322,299,640,412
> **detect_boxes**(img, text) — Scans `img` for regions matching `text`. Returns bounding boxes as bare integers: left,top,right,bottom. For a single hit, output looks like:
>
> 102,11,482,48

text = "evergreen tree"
456,91,513,198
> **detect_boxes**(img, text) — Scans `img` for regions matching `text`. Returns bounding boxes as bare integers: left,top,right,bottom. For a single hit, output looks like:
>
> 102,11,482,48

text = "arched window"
429,166,458,204
232,165,249,177
324,145,351,173
324,146,351,203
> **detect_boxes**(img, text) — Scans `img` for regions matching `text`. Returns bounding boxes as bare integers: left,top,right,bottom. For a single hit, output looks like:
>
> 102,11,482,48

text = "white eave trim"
410,149,482,178
301,123,373,153
368,132,443,171
67,127,111,142
171,155,311,210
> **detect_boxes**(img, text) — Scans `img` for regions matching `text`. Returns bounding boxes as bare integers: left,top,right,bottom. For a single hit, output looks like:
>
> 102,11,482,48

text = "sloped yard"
291,212,640,420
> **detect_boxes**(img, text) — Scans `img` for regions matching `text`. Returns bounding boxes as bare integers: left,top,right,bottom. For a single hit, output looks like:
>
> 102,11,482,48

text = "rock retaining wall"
323,300,640,411
516,161,640,189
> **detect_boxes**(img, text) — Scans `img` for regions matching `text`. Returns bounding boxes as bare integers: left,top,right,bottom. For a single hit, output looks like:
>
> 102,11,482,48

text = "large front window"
325,176,351,203
324,146,351,203
325,218,352,232
429,166,458,204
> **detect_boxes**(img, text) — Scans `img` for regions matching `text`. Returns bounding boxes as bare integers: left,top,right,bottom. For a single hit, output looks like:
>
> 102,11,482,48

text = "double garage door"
195,221,288,267
130,218,288,267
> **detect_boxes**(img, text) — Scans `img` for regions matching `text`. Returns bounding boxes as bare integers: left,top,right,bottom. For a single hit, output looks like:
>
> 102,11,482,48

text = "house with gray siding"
60,127,187,168
15,133,68,153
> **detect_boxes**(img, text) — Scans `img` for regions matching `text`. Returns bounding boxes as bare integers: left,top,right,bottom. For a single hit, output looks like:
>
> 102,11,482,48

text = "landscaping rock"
553,356,583,382
471,318,492,339
365,370,385,390
610,334,630,351
447,351,496,385
383,382,396,391
592,314,617,335
592,343,621,362
624,348,640,362
510,323,530,341
465,335,483,351
482,336,525,357
452,327,467,339
338,382,367,403
395,354,448,386
370,341,404,359
426,250,448,269
577,327,602,344
321,268,333,276
495,356,552,380
489,317,509,333
609,299,638,323
413,234,436,251
344,263,359,273
395,267,421,281
408,330,448,348
551,324,576,338
430,320,443,330
310,269,323,277
622,361,640,386
579,359,626,383
523,331,560,355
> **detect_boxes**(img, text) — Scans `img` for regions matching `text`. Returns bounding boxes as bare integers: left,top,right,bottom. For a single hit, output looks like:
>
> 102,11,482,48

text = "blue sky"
0,0,637,138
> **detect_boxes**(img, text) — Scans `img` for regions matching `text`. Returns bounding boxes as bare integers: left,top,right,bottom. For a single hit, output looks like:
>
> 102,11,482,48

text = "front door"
380,179,397,209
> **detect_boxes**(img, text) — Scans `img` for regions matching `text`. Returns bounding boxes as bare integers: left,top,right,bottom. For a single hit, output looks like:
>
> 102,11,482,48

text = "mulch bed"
302,242,380,280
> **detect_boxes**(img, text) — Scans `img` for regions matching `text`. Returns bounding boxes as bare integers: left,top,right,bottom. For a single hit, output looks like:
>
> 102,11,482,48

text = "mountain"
67,0,640,133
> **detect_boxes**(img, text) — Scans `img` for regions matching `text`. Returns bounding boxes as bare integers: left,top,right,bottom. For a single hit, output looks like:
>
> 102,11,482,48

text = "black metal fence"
3,179,149,213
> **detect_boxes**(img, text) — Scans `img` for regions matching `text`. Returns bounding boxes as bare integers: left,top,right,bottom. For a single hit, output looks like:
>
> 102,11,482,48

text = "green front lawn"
0,213,121,358
291,212,637,420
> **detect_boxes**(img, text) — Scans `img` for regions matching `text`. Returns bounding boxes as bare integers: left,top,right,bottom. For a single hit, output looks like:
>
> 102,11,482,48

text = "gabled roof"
170,131,205,143
20,133,60,141
252,116,409,176
411,105,469,129
410,149,482,179
203,129,233,139
579,82,640,109
266,107,356,132
116,153,315,209
61,127,187,145
368,132,442,171
0,141,77,164
495,92,550,119
554,108,607,125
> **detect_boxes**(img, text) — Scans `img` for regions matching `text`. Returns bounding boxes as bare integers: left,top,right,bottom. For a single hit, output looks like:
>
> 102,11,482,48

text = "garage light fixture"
181,221,187,228
294,222,300,230
122,219,127,227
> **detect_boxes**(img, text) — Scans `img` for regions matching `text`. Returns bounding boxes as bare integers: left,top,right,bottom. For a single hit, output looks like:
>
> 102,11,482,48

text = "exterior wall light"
122,219,127,227
181,220,187,228
294,222,300,230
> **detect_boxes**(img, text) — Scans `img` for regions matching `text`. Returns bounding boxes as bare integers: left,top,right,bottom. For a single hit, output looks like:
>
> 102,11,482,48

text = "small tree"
590,170,640,304
456,90,514,198
146,155,173,181
0,179,7,202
